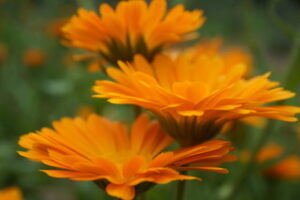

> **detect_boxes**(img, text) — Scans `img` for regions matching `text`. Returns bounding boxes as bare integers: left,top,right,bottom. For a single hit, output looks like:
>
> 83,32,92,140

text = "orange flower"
255,144,300,180
18,114,235,200
93,54,300,146
62,0,205,70
22,48,46,68
0,187,23,200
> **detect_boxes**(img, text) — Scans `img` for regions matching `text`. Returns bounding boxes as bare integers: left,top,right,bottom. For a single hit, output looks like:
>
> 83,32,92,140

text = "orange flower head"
18,114,235,200
93,53,300,146
22,48,46,68
256,144,300,180
62,0,205,70
0,187,23,200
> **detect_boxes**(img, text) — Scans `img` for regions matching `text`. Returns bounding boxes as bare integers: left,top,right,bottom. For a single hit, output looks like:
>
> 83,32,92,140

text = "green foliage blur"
0,0,299,199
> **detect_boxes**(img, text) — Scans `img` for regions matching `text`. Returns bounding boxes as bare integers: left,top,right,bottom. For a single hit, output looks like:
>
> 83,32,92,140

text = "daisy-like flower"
62,0,205,70
18,114,235,200
0,187,23,200
93,53,300,146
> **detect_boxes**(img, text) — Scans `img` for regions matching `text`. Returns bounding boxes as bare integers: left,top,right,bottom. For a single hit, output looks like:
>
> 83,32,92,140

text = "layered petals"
93,49,300,146
19,114,235,200
62,0,205,69
0,187,23,200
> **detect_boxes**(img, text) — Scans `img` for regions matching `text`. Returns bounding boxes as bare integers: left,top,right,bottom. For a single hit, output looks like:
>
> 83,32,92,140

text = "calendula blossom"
62,0,205,70
93,53,300,146
18,114,235,200
0,187,23,200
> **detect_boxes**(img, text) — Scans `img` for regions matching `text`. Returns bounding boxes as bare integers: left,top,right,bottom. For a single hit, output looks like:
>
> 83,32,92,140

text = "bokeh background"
0,0,300,199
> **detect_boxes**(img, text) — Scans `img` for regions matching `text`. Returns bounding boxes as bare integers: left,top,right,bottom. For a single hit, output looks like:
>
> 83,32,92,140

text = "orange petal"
123,156,145,180
106,184,135,200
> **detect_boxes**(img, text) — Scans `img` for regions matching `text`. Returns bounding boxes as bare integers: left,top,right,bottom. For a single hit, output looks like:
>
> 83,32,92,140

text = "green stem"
224,120,276,200
176,180,187,200
241,0,269,74
268,0,296,40
265,178,278,200
175,170,188,200
284,40,300,91
221,0,300,198
222,27,300,200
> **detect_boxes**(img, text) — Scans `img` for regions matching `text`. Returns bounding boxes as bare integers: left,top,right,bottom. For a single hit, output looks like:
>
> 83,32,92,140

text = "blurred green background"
0,0,300,199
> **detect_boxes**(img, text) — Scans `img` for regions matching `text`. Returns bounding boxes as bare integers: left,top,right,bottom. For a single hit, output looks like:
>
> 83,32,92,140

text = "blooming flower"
93,53,300,146
0,187,23,200
18,114,235,200
62,0,205,70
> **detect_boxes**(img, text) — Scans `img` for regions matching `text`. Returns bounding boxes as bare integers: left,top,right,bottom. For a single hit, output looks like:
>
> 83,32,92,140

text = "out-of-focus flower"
93,54,300,146
0,43,8,64
173,38,253,76
263,156,300,179
47,18,68,37
22,48,46,68
62,0,205,70
245,143,300,180
0,187,23,200
18,114,235,200
239,117,267,128
256,143,284,163
222,117,267,135
76,105,95,118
